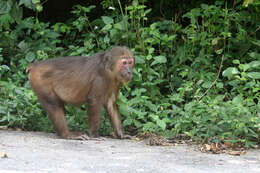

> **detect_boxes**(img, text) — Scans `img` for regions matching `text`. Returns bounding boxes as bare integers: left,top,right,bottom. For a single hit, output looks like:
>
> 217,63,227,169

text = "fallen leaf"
228,151,246,156
14,128,22,131
200,142,248,155
215,143,222,150
0,126,8,130
0,152,8,158
132,137,141,141
224,142,232,148
205,144,211,151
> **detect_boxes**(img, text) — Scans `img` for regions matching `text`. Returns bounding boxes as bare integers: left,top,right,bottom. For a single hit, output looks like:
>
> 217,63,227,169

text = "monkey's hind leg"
38,94,89,140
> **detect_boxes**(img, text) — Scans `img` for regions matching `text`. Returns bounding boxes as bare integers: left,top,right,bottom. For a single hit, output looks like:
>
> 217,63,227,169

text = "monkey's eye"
128,61,132,65
122,61,127,65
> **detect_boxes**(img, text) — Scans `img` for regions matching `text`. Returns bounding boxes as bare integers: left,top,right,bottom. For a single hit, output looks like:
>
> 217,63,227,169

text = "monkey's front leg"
106,96,130,139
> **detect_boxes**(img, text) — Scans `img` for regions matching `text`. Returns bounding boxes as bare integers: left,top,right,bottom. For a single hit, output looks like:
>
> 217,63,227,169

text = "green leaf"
144,38,154,44
243,0,254,7
18,40,29,51
211,38,219,45
156,119,166,130
101,24,112,31
19,0,33,9
202,81,211,88
104,35,110,43
216,82,223,89
148,47,154,54
249,52,260,59
133,0,138,7
232,95,242,105
114,23,123,30
168,35,177,41
0,13,14,29
125,6,134,11
238,63,250,71
247,72,260,79
144,100,157,112
0,0,12,14
151,55,167,66
134,55,145,64
143,122,155,131
222,67,239,78
232,60,240,64
119,104,130,117
215,49,223,55
45,31,60,39
131,88,147,96
123,118,132,126
85,5,95,12
10,2,23,23
0,65,10,70
251,40,260,47
101,16,113,25
110,28,117,37
248,61,260,68
32,0,40,4
25,52,35,62
36,4,42,12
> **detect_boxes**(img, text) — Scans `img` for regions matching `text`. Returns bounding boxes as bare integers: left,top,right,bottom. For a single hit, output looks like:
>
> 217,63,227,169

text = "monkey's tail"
26,64,33,73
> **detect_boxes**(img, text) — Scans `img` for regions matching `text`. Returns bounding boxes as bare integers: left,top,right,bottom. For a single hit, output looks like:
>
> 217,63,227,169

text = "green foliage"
222,58,260,106
0,81,51,131
0,0,260,147
175,95,260,147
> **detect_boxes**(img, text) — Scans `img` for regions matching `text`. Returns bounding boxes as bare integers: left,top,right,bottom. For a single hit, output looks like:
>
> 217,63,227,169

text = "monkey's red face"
117,58,135,83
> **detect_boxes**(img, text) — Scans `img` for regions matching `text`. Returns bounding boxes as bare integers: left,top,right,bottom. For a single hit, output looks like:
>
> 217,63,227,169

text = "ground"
0,130,260,173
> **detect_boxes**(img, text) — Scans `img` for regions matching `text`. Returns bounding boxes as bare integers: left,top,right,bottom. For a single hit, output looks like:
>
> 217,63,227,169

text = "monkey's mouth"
124,78,132,83
121,74,132,83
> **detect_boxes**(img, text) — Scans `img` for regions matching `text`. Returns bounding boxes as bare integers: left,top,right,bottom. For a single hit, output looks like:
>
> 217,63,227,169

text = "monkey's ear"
104,51,112,62
104,51,113,72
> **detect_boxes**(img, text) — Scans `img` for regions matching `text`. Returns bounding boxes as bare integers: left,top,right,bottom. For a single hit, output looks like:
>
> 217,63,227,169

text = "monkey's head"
105,46,135,84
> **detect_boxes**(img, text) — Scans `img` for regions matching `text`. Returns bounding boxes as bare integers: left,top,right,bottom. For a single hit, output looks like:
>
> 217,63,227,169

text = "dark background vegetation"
0,0,260,148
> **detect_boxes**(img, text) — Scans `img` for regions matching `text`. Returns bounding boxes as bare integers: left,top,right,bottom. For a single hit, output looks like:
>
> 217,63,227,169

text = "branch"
197,55,224,101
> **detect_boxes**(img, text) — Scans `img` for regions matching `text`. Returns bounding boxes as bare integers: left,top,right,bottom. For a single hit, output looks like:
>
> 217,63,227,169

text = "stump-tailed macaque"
26,46,135,140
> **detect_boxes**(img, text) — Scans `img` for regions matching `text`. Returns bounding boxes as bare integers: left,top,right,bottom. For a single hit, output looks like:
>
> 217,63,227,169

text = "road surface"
0,130,260,173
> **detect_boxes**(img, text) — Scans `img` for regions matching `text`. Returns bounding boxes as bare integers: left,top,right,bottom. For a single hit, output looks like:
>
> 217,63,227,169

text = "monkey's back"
27,54,105,104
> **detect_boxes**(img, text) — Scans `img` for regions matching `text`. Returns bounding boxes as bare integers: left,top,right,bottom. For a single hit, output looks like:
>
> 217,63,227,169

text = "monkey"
26,46,135,140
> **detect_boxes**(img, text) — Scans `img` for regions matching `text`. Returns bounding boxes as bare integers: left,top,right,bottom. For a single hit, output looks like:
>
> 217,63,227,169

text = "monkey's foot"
90,137,106,141
111,132,132,139
122,134,132,139
64,132,90,140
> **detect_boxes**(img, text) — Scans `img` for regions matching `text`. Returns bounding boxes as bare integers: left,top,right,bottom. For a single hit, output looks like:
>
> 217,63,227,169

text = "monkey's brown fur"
27,46,134,140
